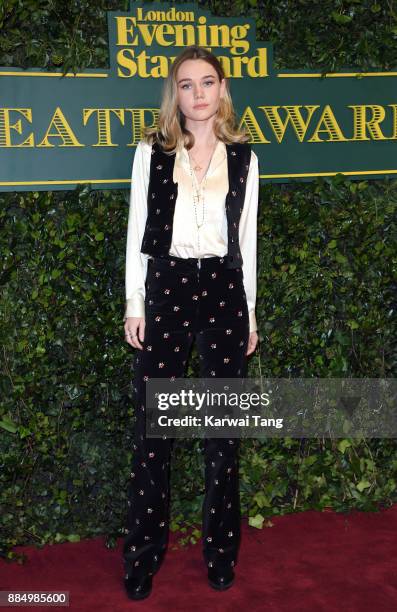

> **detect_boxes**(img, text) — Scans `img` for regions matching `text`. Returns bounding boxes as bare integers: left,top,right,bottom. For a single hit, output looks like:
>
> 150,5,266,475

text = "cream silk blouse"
124,139,259,333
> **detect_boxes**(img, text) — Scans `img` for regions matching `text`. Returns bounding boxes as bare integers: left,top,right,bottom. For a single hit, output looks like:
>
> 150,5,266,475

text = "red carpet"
2,505,397,611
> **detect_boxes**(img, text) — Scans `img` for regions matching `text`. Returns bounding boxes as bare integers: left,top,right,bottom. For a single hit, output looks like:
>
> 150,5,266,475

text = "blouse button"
231,151,236,156
156,164,163,169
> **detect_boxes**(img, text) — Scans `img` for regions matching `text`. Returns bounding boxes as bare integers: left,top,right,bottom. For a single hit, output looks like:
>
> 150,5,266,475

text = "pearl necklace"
187,140,218,253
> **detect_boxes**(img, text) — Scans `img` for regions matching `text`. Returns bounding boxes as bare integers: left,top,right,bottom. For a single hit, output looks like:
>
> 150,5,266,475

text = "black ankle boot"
124,574,153,600
208,567,235,591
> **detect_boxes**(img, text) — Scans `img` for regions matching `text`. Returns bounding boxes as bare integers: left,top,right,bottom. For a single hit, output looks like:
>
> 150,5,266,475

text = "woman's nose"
194,85,204,98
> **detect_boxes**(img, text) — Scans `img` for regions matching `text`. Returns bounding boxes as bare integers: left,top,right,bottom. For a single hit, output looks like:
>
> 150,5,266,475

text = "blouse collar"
176,139,226,177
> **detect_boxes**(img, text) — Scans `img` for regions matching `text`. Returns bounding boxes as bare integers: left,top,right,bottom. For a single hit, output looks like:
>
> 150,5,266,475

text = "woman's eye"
181,81,214,89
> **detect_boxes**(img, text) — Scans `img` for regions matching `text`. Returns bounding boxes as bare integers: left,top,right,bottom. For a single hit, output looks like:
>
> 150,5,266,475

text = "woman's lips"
193,104,209,109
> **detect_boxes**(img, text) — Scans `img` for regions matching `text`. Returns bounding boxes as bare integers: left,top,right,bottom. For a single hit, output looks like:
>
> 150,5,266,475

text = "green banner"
1,1,396,191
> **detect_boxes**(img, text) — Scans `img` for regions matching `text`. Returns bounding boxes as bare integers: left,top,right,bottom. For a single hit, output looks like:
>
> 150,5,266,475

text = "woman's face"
175,58,225,123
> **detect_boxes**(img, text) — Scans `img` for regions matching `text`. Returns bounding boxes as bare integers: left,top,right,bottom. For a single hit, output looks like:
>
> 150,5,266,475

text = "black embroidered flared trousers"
123,254,249,579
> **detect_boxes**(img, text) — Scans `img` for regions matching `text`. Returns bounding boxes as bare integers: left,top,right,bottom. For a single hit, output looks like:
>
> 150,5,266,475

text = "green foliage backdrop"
1,0,396,563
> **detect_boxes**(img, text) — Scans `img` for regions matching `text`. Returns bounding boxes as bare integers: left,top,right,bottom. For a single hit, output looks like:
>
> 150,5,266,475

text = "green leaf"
248,514,265,529
253,492,271,508
356,480,371,492
67,534,81,542
338,439,351,453
0,420,18,433
331,12,353,24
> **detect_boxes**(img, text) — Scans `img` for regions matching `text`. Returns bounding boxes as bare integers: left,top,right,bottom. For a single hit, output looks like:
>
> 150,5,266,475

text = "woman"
122,44,259,600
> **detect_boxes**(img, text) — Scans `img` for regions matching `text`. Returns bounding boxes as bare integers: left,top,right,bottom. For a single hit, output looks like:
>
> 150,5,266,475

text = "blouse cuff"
249,309,257,333
123,294,145,322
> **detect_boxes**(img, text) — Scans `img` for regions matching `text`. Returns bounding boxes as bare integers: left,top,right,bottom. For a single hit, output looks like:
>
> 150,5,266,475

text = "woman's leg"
195,259,249,573
123,260,195,579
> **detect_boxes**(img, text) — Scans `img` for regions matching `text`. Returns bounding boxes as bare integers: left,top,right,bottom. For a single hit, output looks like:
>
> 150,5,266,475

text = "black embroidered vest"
140,140,252,269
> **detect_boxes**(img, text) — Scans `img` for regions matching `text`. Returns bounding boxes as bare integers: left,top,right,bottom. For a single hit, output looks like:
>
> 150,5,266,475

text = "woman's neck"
184,119,218,149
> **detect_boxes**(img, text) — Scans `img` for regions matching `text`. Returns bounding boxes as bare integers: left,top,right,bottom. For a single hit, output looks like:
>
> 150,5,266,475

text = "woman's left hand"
246,331,258,356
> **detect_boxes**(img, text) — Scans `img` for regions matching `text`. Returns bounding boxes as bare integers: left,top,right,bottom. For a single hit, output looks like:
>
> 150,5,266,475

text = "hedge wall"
1,0,396,563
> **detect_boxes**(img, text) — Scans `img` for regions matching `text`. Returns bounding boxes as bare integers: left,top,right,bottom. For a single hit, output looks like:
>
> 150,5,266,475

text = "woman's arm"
123,140,151,322
239,149,259,333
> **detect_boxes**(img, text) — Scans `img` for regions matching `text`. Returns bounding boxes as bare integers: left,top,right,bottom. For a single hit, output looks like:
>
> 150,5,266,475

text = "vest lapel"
224,143,251,267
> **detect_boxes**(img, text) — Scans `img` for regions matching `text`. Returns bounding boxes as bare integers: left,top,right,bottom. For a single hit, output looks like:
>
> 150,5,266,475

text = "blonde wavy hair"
141,45,249,154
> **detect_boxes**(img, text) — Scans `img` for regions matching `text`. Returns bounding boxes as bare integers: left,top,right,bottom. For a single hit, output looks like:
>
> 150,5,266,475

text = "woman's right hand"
124,317,145,350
